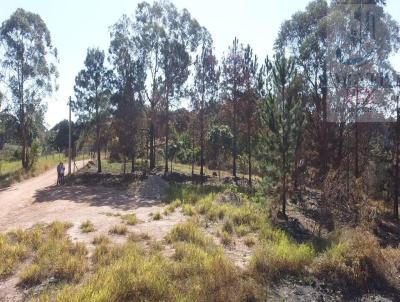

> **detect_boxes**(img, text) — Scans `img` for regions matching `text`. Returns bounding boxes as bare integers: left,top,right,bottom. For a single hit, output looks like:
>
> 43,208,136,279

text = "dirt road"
0,162,184,242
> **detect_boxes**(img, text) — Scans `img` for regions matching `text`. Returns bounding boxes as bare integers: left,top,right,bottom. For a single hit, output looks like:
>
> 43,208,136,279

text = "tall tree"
133,1,201,171
261,55,304,218
192,30,219,179
109,15,146,173
73,48,111,173
240,45,261,186
0,8,58,169
221,37,245,179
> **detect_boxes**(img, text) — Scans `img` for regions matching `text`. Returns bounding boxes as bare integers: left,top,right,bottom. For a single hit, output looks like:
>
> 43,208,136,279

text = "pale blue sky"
1,0,400,128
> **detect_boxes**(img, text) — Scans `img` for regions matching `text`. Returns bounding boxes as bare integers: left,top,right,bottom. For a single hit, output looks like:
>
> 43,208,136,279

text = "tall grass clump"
0,232,28,277
121,213,138,225
80,220,95,233
250,226,314,281
19,222,87,287
311,229,388,289
166,222,212,248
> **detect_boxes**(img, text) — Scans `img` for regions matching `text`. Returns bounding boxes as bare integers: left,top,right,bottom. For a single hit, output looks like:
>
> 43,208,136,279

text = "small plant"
222,219,234,234
153,212,162,220
92,235,110,245
19,264,41,286
235,224,251,237
122,213,138,225
220,231,233,246
80,220,95,233
182,204,195,216
244,235,256,247
109,225,128,235
166,222,212,248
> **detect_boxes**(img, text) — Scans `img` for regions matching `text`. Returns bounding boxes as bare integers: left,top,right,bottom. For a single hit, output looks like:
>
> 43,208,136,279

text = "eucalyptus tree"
191,29,219,179
73,48,111,173
0,8,58,169
261,55,305,217
221,37,246,179
133,1,201,171
109,15,146,172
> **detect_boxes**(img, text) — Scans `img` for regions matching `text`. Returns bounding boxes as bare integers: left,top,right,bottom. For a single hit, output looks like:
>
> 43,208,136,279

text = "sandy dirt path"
0,164,186,301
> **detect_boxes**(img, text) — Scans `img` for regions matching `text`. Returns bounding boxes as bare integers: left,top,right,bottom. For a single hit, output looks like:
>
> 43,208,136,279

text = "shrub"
121,213,138,225
109,225,128,235
80,220,95,233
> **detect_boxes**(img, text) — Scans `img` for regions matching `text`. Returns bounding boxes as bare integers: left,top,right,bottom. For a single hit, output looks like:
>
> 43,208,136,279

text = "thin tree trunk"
394,96,399,219
149,120,155,170
164,94,169,175
96,105,101,173
247,119,252,187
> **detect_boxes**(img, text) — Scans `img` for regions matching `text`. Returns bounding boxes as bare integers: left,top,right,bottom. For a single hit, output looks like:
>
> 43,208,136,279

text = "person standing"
56,162,62,185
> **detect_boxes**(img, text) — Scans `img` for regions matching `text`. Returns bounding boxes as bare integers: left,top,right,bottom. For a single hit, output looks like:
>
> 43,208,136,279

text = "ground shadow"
33,184,160,211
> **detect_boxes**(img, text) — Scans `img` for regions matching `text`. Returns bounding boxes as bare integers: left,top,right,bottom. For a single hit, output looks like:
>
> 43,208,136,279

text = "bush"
220,231,233,246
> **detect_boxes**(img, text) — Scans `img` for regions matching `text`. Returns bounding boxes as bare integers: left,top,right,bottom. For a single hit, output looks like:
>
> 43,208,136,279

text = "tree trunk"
131,150,136,173
149,106,155,170
96,106,102,173
200,107,205,181
247,119,252,187
394,96,399,219
164,95,169,175
232,100,237,179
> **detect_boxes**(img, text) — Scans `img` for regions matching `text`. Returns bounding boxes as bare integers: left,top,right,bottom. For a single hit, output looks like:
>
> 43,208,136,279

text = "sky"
1,0,400,128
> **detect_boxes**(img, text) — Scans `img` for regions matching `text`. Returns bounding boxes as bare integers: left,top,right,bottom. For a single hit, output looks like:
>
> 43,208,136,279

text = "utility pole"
395,94,399,219
68,97,72,176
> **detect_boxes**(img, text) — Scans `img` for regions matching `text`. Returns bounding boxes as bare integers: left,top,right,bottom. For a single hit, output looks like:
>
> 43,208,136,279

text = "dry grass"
153,212,162,220
121,213,138,225
109,225,128,236
80,220,95,233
